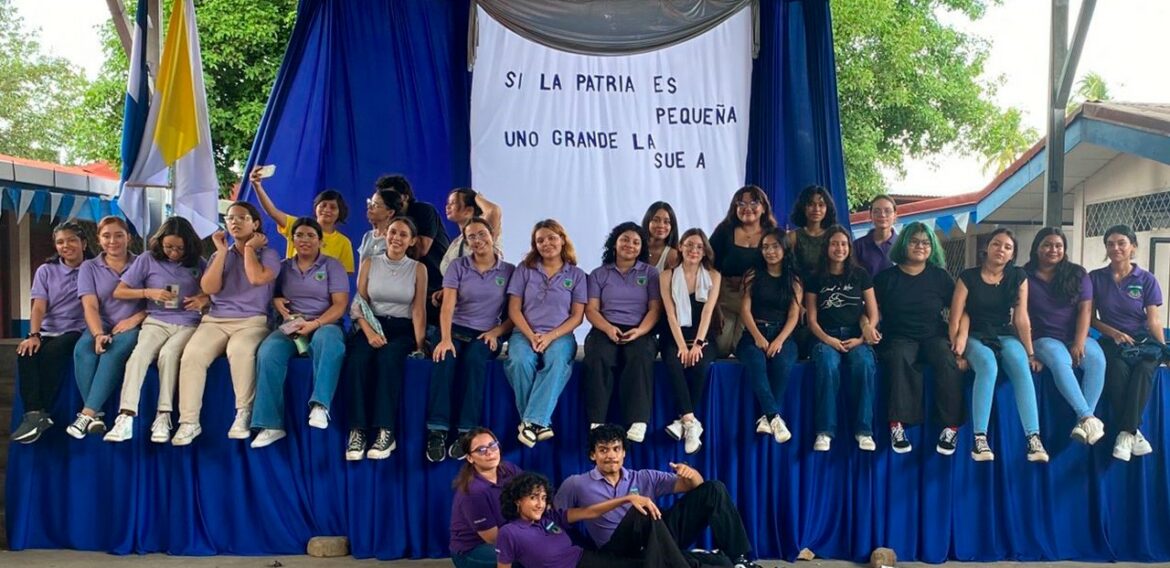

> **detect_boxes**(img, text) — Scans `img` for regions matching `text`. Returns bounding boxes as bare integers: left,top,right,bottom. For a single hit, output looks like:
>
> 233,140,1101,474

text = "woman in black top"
873,222,964,456
950,228,1046,463
804,225,878,452
708,185,777,357
736,228,801,444
786,185,837,279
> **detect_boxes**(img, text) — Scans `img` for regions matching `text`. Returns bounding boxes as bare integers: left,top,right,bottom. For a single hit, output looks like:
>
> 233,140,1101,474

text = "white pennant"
65,196,88,222
16,190,35,222
954,212,970,233
48,192,63,221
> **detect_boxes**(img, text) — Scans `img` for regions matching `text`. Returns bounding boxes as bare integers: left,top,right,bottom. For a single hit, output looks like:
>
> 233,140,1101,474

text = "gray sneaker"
12,411,50,443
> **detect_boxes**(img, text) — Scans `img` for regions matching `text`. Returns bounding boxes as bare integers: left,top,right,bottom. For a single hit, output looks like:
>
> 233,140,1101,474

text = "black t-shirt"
808,268,873,331
873,264,953,340
709,224,758,278
750,270,795,322
407,200,450,288
958,265,1025,337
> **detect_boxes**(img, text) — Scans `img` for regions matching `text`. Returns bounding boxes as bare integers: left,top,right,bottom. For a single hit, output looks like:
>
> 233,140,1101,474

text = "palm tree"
1067,71,1111,114
981,108,1038,175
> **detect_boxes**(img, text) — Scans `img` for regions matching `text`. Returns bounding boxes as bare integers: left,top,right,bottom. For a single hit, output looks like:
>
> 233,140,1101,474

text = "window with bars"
941,237,966,278
1085,189,1170,237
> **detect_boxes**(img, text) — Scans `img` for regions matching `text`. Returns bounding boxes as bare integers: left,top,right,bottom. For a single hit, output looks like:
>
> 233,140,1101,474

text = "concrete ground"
3,551,1170,567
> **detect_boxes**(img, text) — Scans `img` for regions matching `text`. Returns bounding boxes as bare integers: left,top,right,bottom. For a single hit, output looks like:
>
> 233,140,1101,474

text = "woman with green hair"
872,222,965,456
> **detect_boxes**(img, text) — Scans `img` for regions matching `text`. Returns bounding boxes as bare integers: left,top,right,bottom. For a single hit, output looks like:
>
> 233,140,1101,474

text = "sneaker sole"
1086,430,1105,445
684,443,702,454
517,431,536,448
626,432,646,443
150,433,170,443
1133,448,1153,457
666,425,683,441
1113,449,1132,461
308,420,329,430
892,444,912,454
15,429,43,444
251,432,287,449
366,442,397,460
1027,453,1049,463
227,430,251,440
535,429,555,442
66,427,87,440
345,451,365,461
971,452,995,462
426,449,447,463
105,432,131,442
773,431,792,444
1070,429,1088,444
935,445,954,456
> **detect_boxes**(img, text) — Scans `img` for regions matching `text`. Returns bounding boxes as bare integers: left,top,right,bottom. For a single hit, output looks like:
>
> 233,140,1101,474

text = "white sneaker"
755,415,772,435
1113,431,1135,462
228,408,252,439
104,414,134,442
683,419,703,454
66,413,95,439
308,406,330,429
172,423,202,446
626,422,647,443
1083,416,1105,445
251,428,287,449
150,413,173,443
856,434,876,451
813,433,831,452
665,419,684,441
1070,422,1088,445
770,415,792,444
1133,429,1153,456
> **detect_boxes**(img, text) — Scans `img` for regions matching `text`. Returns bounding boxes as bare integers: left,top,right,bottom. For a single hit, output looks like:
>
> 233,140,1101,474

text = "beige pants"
177,315,270,424
714,278,746,358
119,316,198,414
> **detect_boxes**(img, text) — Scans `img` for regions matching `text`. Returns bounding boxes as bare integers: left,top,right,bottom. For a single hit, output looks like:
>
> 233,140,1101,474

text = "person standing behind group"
249,166,355,273
1090,224,1166,461
448,428,520,568
67,216,146,438
439,187,502,275
873,222,964,455
504,219,587,448
104,217,208,443
375,175,449,324
642,201,680,271
426,218,514,462
951,228,1047,463
249,218,350,448
736,228,800,444
173,202,281,446
11,223,90,444
357,188,405,263
345,217,428,461
804,225,878,452
1025,228,1106,447
787,184,837,279
583,222,661,443
709,185,778,357
854,195,898,277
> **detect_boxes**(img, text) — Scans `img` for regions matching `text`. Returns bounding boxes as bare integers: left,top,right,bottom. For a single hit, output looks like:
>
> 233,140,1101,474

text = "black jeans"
582,328,656,424
347,317,413,430
661,337,714,417
18,332,82,413
580,514,692,568
878,336,965,427
602,480,751,564
426,324,500,431
1100,337,1159,432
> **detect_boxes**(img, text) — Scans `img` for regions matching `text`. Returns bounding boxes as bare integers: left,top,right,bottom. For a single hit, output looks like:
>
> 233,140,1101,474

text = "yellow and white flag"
123,0,219,238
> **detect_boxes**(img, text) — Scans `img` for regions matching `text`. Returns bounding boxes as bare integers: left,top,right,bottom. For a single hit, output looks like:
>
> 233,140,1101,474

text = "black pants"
18,332,81,413
426,324,500,431
602,480,751,564
580,516,691,568
583,328,656,424
878,336,965,426
347,317,413,430
661,338,714,416
1100,337,1159,432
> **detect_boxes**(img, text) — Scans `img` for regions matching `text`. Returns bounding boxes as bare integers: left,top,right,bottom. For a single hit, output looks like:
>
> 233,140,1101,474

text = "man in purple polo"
853,195,898,278
553,424,761,568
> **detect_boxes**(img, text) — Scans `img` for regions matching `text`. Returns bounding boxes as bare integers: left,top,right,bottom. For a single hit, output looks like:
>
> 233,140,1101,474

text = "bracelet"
26,332,41,339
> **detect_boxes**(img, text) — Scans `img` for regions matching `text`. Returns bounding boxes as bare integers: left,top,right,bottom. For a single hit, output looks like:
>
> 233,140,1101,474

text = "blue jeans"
967,335,1039,435
452,543,497,568
735,323,798,418
1033,336,1105,419
74,329,140,412
251,325,346,429
426,325,500,432
810,327,875,436
503,332,576,427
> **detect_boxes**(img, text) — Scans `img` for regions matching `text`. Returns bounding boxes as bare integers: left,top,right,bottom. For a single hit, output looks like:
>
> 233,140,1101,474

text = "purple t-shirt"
553,467,677,547
1090,264,1163,337
121,254,207,326
587,262,660,327
506,262,588,334
449,461,521,554
207,245,283,318
77,254,145,329
277,254,349,321
496,508,580,568
1027,270,1092,343
30,260,85,335
444,256,515,332
853,229,896,278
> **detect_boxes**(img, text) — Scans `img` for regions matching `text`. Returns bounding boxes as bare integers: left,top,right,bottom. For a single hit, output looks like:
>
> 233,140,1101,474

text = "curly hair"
500,472,553,521
587,423,629,456
1024,227,1086,305
601,222,650,265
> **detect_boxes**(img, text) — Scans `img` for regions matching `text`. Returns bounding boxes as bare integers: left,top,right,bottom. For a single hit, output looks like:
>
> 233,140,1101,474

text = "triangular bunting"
16,189,35,221
65,196,88,222
936,215,955,235
954,212,970,233
48,193,63,220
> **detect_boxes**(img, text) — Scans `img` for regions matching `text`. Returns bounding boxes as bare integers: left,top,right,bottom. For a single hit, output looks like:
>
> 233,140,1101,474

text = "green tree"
0,0,89,163
1066,71,1111,114
832,0,1034,208
981,107,1038,175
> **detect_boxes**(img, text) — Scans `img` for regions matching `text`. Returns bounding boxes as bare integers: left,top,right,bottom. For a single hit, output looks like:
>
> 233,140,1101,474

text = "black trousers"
878,336,965,427
580,515,692,568
661,338,714,416
18,332,81,413
583,328,656,424
347,317,413,430
602,480,751,564
1100,337,1159,432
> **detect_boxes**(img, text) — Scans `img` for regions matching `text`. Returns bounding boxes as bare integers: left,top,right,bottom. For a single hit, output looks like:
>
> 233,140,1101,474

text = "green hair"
889,221,946,268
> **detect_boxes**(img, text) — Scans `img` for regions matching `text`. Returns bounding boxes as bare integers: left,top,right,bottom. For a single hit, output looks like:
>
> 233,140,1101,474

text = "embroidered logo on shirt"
562,278,574,289
544,521,561,534
1127,284,1143,299
190,268,200,278
314,270,327,281
636,276,647,286
495,276,506,287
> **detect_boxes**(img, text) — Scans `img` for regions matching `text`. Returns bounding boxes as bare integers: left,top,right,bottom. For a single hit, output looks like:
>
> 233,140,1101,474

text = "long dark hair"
450,188,483,218
814,225,860,279
148,216,202,267
790,185,837,231
601,222,649,265
745,227,798,305
46,222,93,263
1025,227,1085,304
452,427,507,493
714,185,778,235
641,201,679,248
500,472,553,521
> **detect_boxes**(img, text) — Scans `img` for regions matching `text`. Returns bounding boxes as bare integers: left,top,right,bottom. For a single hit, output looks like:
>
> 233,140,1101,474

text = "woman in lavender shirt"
449,427,520,568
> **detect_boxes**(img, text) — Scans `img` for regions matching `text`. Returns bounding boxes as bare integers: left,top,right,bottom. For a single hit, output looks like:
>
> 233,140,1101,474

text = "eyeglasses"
908,238,932,249
871,207,895,217
471,440,500,456
292,232,319,241
681,243,705,252
224,215,252,223
736,200,761,210
465,230,491,243
162,245,185,253
366,198,386,210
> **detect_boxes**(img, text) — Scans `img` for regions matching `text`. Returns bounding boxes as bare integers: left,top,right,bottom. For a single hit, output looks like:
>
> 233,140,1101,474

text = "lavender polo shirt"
553,467,677,547
121,254,206,326
30,261,85,335
853,229,896,278
587,262,661,327
506,261,588,334
207,245,283,318
443,256,515,332
278,254,349,321
1090,264,1163,337
449,461,521,554
77,254,145,329
1027,271,1092,343
495,508,580,568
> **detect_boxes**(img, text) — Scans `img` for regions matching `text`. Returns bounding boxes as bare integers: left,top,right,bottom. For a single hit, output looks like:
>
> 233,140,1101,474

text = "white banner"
470,7,753,269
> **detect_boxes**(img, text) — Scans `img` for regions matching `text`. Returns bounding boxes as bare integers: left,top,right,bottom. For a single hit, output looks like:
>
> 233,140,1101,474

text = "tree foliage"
1066,71,1111,114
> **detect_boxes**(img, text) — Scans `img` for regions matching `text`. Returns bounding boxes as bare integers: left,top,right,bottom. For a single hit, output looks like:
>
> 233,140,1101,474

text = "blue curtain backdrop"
236,0,850,247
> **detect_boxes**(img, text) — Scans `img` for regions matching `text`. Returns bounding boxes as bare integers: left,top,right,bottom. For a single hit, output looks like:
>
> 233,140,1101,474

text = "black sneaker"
345,429,367,461
1026,433,1049,463
971,433,995,462
731,555,763,568
890,423,912,454
367,428,396,460
12,411,49,443
448,437,468,460
426,430,447,463
936,427,958,456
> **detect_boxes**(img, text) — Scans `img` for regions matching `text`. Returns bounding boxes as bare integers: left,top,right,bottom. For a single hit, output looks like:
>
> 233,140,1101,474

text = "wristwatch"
693,338,707,348
26,332,41,339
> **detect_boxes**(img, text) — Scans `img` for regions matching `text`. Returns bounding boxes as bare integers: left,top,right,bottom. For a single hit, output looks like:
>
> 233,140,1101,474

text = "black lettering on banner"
552,130,619,149
655,104,737,125
631,133,656,150
505,71,521,89
654,151,686,169
576,74,636,92
541,73,562,90
504,130,540,147
695,153,706,168
652,75,677,94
